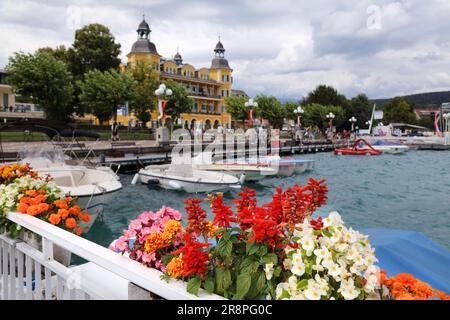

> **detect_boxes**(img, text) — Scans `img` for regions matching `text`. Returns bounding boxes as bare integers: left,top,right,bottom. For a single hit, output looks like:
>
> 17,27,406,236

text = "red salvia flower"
211,193,236,229
243,207,284,250
184,198,209,236
172,233,210,279
232,187,257,229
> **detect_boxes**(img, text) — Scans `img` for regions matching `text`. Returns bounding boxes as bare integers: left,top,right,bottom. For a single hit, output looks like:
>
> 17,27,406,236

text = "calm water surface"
86,151,450,250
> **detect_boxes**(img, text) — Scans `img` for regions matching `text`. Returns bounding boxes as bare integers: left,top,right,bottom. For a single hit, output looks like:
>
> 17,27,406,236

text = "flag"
435,112,441,133
158,100,166,120
248,109,254,126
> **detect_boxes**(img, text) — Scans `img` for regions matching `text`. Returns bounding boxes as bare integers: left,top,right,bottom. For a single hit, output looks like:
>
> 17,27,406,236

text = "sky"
1,0,450,101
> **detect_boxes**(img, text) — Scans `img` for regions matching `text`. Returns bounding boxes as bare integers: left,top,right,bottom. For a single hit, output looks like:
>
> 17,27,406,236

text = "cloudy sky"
1,0,450,100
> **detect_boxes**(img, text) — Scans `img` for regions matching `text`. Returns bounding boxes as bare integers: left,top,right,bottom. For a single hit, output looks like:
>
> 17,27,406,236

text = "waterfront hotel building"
118,17,235,130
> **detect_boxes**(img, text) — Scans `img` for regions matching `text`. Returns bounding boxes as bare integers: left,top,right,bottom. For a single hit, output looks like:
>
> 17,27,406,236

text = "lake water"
85,151,450,250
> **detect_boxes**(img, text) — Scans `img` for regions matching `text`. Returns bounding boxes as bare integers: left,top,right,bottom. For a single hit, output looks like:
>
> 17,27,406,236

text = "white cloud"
1,0,450,100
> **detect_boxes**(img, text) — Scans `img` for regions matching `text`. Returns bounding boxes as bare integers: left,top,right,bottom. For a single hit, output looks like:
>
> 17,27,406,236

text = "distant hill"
373,91,450,108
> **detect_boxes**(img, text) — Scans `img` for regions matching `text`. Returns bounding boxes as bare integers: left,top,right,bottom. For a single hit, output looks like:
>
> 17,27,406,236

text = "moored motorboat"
22,157,122,232
370,140,410,154
132,163,243,193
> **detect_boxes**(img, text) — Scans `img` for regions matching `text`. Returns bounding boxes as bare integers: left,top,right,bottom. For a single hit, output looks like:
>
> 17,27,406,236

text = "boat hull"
138,172,239,193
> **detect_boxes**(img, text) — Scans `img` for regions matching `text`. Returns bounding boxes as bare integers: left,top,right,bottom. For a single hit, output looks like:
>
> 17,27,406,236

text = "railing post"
42,238,54,261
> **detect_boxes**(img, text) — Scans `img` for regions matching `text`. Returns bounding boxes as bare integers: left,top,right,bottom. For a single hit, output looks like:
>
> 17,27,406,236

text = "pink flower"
114,236,128,252
129,219,143,231
154,260,165,271
142,252,156,263
135,250,143,260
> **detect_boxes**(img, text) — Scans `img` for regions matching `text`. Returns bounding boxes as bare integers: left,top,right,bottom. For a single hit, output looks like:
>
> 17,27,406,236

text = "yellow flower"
166,256,184,278
144,233,165,253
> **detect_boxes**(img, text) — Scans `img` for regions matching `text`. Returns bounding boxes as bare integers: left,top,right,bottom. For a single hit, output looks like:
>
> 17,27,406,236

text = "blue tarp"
363,228,450,293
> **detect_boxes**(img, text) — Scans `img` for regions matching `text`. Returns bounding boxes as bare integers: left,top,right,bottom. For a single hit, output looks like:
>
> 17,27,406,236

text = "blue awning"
363,228,450,293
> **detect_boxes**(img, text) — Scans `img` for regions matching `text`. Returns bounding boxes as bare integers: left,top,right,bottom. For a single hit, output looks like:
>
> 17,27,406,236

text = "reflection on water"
85,151,450,250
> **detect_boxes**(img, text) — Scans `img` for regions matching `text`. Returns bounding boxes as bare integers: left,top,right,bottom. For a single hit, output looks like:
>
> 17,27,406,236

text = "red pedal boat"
334,138,383,156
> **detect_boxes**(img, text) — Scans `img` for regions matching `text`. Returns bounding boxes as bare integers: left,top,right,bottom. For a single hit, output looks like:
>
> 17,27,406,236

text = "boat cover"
363,228,450,293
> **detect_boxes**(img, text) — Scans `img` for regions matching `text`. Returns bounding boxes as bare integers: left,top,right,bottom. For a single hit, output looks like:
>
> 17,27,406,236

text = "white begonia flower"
291,262,306,276
327,263,342,279
313,247,330,259
275,283,292,300
305,287,322,300
344,229,357,243
323,211,343,227
264,263,274,280
345,246,358,260
339,280,360,300
292,251,303,266
300,235,315,252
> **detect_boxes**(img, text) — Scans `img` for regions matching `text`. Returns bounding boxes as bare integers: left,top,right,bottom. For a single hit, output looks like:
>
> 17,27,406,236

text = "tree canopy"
77,69,136,123
71,24,121,76
303,85,348,109
302,103,346,131
346,94,373,129
6,51,74,121
127,62,160,121
225,95,249,123
383,97,416,124
255,95,286,129
163,79,193,127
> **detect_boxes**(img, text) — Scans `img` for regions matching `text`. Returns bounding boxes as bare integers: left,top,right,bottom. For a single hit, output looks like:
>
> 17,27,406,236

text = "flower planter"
20,229,72,266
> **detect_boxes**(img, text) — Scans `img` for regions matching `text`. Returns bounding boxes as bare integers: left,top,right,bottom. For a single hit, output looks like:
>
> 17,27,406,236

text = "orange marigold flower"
38,189,46,195
69,205,81,215
58,209,70,219
38,203,49,213
17,202,29,214
144,233,165,253
49,214,61,225
166,256,184,278
35,195,47,203
65,217,77,229
26,205,41,216
75,227,82,236
53,200,69,210
25,190,37,197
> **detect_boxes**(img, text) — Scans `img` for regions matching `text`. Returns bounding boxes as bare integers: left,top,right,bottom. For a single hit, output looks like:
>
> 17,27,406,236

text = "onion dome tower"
210,39,230,70
127,15,161,70
174,50,183,66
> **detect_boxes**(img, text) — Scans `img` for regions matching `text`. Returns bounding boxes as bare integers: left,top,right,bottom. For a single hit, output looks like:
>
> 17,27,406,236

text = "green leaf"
247,270,266,299
273,266,282,278
204,275,215,294
235,273,252,299
278,289,291,300
239,256,260,274
246,242,259,255
215,268,232,295
216,239,233,259
161,254,174,266
258,244,268,256
187,276,202,296
261,253,278,266
297,279,308,290
322,230,332,238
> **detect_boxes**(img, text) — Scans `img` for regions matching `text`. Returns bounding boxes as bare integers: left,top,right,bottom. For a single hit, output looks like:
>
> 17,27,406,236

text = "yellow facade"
125,17,233,130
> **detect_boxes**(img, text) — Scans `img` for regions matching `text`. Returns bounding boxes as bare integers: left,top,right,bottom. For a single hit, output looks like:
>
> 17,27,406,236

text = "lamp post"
293,106,304,129
349,116,357,132
244,98,258,129
326,112,335,131
155,83,173,128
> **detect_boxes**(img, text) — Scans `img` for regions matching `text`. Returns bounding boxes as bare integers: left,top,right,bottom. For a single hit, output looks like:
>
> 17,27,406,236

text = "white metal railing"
0,212,223,300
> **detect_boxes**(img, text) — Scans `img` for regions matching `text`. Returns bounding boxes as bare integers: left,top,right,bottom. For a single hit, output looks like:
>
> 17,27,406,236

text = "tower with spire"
209,38,233,110
127,15,161,71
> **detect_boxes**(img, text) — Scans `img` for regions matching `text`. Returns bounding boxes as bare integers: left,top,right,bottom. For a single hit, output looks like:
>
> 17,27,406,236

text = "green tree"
302,103,346,131
225,95,248,127
303,85,348,108
127,63,159,121
6,51,74,121
383,97,416,124
77,69,136,123
255,95,286,129
163,79,193,129
346,94,372,129
71,23,121,76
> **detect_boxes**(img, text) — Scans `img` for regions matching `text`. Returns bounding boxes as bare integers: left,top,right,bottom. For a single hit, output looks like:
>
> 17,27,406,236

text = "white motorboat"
192,152,276,182
367,140,410,154
22,157,122,232
132,163,243,193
